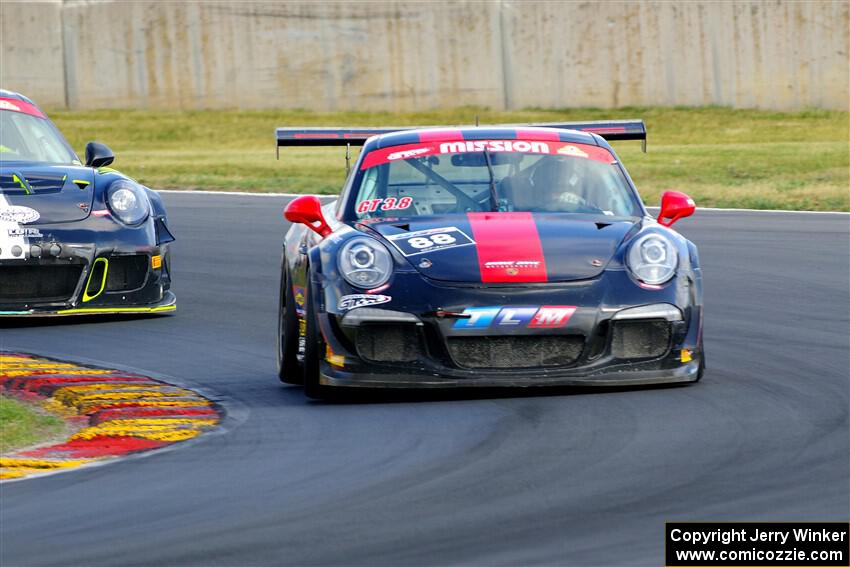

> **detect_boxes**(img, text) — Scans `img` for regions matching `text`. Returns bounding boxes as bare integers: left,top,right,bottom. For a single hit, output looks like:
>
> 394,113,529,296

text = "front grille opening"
611,320,671,359
448,335,584,369
355,324,424,363
0,265,83,304
105,255,148,292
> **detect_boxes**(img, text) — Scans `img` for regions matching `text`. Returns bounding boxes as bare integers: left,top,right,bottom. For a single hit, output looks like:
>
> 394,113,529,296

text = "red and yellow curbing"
0,352,222,480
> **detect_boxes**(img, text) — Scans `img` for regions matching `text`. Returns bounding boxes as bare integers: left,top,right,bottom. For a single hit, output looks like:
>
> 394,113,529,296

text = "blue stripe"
558,130,597,143
375,131,421,149
462,128,518,141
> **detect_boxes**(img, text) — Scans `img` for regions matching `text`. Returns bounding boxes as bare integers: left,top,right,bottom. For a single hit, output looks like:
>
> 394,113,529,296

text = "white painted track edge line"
157,189,308,198
156,189,850,214
646,206,849,215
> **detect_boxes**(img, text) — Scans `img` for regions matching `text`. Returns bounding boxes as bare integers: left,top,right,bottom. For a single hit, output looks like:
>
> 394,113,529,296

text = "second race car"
0,89,175,316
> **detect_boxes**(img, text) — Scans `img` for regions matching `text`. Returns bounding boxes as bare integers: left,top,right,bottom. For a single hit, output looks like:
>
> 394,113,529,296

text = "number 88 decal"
357,197,413,214
408,233,456,249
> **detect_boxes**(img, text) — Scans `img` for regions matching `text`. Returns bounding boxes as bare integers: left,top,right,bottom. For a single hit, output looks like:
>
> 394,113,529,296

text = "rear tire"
303,280,330,399
696,355,706,381
277,263,302,385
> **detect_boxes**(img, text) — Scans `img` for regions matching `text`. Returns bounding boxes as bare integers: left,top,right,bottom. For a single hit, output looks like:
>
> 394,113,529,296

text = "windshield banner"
0,98,45,119
361,140,614,170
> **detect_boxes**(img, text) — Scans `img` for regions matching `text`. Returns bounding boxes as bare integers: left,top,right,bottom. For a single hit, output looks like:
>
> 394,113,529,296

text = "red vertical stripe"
467,212,548,283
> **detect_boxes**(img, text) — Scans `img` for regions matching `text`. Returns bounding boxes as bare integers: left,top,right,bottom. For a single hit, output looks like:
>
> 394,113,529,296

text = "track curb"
0,351,223,481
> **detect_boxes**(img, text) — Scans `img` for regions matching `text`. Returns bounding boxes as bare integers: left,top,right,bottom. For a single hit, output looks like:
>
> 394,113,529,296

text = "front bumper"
0,237,174,316
312,269,704,389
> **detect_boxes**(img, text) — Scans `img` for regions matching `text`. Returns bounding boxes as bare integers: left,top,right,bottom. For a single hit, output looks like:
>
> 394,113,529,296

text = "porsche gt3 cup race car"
0,90,175,316
275,121,703,398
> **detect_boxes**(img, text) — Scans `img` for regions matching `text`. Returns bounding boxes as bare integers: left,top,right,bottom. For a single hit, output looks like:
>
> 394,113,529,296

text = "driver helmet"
529,156,586,210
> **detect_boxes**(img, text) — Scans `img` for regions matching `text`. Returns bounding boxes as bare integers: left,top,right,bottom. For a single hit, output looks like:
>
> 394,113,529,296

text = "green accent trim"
82,258,109,303
96,167,119,174
62,174,67,182
56,305,176,315
71,179,90,188
0,304,176,316
11,174,31,195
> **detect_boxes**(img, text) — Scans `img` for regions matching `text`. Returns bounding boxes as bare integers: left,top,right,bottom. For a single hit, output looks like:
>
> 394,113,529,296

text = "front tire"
277,263,302,385
303,280,330,399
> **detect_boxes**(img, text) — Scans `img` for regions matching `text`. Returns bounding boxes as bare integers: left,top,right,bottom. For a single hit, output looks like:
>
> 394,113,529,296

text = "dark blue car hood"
0,164,95,223
360,213,638,283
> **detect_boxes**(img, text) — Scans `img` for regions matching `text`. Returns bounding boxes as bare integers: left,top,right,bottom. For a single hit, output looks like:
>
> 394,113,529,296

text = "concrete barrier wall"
0,1,66,108
2,1,847,111
502,1,849,110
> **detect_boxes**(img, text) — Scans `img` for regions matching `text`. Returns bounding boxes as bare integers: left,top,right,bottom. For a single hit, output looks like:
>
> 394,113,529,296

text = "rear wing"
275,119,646,157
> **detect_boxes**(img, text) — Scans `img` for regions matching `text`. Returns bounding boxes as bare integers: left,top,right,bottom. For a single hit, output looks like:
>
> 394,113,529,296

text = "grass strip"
0,395,65,454
49,106,849,211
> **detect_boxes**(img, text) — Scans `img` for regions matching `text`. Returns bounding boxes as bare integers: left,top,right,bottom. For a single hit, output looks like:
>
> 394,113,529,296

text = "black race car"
0,90,175,316
275,121,703,398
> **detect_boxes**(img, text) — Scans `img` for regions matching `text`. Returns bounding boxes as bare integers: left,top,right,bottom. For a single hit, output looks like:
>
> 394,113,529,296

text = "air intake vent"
105,255,148,291
83,258,108,302
355,324,424,363
0,265,83,304
0,172,66,194
448,335,584,369
611,321,671,359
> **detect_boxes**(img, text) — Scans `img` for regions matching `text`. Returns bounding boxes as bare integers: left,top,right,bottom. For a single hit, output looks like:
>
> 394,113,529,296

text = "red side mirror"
657,191,696,227
283,195,332,237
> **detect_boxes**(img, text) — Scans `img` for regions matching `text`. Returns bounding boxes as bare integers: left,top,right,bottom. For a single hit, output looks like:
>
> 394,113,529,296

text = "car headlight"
627,233,678,285
107,180,150,225
338,237,393,288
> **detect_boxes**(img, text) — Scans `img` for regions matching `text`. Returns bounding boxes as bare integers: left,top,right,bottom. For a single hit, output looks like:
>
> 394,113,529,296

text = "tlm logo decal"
452,306,576,329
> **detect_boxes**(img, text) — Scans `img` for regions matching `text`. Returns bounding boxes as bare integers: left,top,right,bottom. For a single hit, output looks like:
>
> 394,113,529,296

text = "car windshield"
0,109,78,165
349,138,640,219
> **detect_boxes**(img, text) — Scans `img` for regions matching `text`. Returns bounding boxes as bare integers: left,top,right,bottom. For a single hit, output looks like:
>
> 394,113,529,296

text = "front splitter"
0,291,176,317
319,358,702,389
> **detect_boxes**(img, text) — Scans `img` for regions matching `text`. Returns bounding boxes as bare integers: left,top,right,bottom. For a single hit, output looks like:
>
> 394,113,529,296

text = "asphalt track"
1,193,848,566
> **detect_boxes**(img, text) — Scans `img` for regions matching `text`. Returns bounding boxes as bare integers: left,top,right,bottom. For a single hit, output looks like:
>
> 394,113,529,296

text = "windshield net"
352,139,639,219
0,110,77,165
